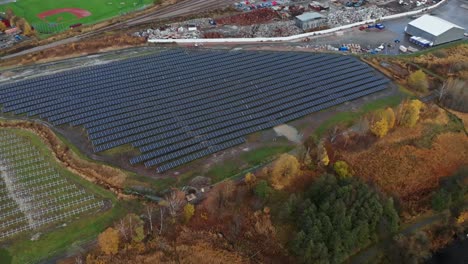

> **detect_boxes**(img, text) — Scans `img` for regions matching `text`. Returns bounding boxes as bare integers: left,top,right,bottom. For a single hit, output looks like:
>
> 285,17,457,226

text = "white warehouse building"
405,15,465,46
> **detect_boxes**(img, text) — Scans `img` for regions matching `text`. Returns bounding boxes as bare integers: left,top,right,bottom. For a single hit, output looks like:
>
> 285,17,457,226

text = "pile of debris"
216,8,280,26
135,19,213,39
205,20,302,38
327,6,390,27
135,26,201,39
234,0,290,11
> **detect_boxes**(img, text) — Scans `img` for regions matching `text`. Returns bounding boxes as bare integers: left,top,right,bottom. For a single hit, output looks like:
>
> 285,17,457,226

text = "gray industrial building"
405,15,465,46
295,12,327,31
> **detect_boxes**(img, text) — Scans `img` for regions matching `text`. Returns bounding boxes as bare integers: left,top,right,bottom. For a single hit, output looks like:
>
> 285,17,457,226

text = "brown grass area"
448,109,468,131
341,124,468,217
1,34,146,68
0,120,130,197
411,43,468,79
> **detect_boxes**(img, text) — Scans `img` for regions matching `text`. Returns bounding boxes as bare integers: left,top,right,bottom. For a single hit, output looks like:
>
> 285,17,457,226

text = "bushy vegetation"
431,167,468,212
407,70,429,93
288,175,399,264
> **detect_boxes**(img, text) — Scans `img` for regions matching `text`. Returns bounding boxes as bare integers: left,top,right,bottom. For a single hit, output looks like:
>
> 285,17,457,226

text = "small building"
295,12,327,31
405,15,465,46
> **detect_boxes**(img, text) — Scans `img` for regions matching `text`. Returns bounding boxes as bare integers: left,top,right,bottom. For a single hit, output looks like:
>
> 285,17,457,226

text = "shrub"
333,160,353,178
370,118,389,138
255,180,272,200
407,70,429,93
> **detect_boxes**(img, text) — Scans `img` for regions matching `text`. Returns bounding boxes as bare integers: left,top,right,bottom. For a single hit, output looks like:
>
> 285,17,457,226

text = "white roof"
296,12,326,22
408,15,464,36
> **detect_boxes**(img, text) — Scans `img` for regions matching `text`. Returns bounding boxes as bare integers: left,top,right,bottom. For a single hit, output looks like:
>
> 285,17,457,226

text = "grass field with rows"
0,128,123,264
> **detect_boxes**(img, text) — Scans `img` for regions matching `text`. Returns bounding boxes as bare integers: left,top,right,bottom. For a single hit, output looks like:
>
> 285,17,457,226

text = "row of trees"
370,100,424,138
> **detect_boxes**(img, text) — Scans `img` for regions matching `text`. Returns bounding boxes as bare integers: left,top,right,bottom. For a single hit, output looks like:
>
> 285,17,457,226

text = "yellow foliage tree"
184,203,195,223
407,70,429,93
98,227,120,255
370,118,389,138
318,145,329,167
244,172,256,188
271,154,300,190
333,160,353,178
457,211,468,224
384,107,396,129
18,18,33,36
399,100,424,127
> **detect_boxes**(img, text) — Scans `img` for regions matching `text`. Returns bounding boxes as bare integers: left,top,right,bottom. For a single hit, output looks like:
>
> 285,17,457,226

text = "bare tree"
166,190,184,218
74,255,83,264
329,125,340,143
116,219,128,241
146,204,155,234
159,206,166,235
438,80,448,102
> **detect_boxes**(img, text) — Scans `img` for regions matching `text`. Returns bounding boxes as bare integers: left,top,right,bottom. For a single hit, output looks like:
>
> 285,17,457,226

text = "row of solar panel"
69,53,332,129
140,81,388,168
71,54,350,128
156,137,246,173
80,54,342,130
5,51,270,112
136,71,380,153
88,61,369,140
91,70,379,149
0,49,222,95
156,84,387,172
10,52,307,120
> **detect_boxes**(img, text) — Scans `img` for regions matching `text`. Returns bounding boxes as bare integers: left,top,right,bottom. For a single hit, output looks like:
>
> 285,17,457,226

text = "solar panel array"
0,49,390,173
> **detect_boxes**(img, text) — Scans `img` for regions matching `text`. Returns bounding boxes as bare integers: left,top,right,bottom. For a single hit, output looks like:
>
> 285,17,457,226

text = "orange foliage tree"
98,227,120,255
271,154,300,189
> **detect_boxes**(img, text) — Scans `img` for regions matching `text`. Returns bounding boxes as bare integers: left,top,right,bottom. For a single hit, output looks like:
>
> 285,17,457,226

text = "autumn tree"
98,227,120,255
318,144,329,167
271,154,300,189
384,107,396,129
333,161,353,178
407,70,429,93
17,18,33,36
370,117,389,138
244,172,256,188
5,8,14,20
183,203,195,223
399,100,424,127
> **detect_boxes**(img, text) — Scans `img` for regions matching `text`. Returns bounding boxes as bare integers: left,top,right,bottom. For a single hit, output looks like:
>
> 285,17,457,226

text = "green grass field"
0,0,154,33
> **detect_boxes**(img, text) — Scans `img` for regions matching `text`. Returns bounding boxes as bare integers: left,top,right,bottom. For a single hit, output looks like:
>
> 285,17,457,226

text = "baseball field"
0,0,154,33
